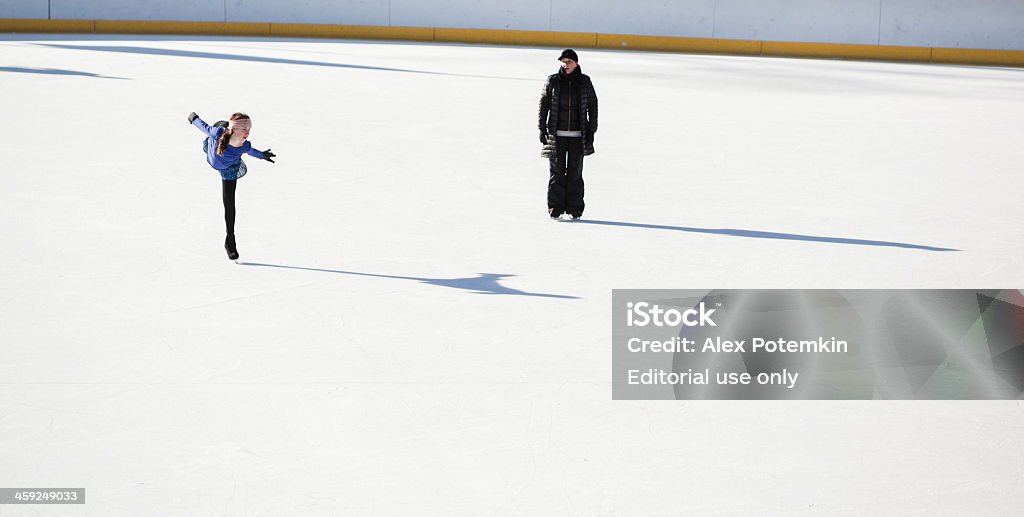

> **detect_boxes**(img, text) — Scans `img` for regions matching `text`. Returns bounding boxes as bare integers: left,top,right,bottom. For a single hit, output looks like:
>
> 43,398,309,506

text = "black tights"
222,180,236,236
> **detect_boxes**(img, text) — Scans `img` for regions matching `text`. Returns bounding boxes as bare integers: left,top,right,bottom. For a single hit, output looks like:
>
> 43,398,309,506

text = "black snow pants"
547,136,585,217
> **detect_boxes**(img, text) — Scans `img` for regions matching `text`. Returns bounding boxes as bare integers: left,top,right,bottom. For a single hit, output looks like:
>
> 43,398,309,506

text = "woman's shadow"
567,219,959,251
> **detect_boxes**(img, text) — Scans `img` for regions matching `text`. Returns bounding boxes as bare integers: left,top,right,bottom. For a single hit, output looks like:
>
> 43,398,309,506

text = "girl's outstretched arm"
188,112,218,138
246,146,275,163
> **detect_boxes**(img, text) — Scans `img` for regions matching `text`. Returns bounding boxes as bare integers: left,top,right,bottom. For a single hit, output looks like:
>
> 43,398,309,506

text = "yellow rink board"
2,18,1022,67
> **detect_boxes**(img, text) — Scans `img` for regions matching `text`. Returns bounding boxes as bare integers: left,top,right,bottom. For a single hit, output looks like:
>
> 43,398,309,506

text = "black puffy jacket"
539,66,598,156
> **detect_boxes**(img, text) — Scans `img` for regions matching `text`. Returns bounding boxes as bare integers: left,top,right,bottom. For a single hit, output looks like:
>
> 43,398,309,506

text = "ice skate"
224,235,239,261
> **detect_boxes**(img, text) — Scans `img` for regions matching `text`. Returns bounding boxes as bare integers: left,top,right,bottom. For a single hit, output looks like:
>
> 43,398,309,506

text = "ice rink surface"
1,34,1023,515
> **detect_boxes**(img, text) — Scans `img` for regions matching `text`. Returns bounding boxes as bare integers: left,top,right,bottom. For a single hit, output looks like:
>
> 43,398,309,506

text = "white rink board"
880,0,1024,50
713,0,881,44
552,0,717,38
48,0,223,22
389,0,552,31
227,0,389,26
0,0,48,19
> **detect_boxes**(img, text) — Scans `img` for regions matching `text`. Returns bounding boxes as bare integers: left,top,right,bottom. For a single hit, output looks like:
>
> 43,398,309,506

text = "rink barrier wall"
2,18,1023,67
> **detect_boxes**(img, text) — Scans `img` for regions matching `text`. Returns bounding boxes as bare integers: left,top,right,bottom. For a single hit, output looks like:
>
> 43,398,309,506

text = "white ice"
1,34,1023,515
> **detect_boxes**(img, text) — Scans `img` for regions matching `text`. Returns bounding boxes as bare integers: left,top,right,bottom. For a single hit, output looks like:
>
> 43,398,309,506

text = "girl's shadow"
237,263,579,299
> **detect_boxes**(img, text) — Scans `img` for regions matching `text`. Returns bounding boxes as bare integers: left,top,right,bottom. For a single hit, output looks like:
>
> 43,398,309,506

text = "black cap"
557,49,578,62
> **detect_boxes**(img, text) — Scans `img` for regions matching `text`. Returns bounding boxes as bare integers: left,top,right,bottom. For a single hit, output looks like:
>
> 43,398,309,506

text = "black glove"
539,130,548,145
188,112,198,124
263,149,276,163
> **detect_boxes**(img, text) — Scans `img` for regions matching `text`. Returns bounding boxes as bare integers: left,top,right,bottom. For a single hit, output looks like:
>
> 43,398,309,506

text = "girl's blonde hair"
216,112,250,156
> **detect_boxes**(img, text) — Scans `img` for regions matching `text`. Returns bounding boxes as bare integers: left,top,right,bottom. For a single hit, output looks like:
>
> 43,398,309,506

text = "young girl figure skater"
188,111,276,260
